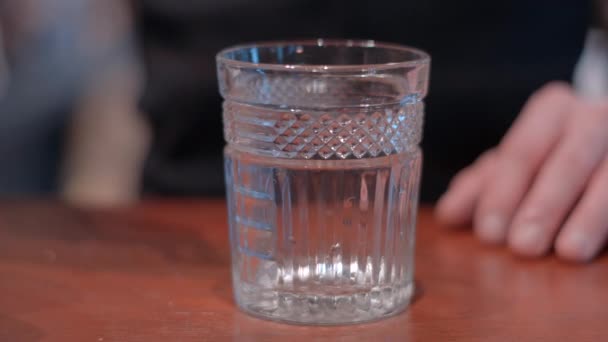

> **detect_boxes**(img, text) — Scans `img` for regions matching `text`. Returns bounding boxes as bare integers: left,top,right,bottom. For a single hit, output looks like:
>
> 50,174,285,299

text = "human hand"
437,82,608,262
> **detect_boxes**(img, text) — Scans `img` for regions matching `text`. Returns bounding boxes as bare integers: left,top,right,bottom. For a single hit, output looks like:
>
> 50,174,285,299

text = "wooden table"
1,200,608,341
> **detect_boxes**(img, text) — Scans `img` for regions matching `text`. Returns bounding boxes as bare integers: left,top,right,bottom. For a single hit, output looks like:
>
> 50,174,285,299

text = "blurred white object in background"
574,29,608,100
61,0,150,208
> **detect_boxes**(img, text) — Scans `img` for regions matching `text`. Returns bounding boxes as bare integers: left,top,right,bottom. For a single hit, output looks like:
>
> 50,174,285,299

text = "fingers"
436,150,495,227
438,82,608,262
507,101,608,257
555,157,608,262
474,82,573,244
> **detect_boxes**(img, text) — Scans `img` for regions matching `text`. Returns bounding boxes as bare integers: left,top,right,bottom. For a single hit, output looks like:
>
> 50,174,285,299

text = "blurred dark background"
0,0,599,206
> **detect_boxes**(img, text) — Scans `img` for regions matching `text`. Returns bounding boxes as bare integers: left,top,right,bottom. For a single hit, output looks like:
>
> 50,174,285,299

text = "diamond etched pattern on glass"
223,99,423,161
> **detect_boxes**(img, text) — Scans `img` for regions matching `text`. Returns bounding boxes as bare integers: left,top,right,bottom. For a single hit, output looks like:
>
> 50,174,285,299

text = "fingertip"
436,188,479,229
435,193,466,228
474,214,507,244
437,151,495,230
555,230,596,263
508,223,550,258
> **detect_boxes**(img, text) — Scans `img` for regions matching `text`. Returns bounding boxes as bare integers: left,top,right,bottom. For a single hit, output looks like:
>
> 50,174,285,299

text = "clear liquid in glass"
225,147,421,324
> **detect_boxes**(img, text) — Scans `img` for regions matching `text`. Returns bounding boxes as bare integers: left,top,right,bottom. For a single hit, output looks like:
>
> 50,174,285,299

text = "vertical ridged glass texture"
218,40,430,325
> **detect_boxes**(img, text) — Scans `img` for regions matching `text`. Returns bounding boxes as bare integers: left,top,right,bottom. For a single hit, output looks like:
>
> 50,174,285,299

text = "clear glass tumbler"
217,40,430,325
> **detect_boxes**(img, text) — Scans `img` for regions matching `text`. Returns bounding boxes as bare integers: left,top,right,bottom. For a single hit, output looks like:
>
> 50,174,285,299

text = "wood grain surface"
1,199,607,341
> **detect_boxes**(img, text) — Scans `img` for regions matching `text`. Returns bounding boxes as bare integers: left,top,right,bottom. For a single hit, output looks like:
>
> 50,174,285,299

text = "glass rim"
216,39,430,72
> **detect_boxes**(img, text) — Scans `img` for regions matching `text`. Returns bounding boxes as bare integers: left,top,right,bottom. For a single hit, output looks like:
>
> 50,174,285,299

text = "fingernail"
477,214,506,243
561,231,594,261
511,223,545,255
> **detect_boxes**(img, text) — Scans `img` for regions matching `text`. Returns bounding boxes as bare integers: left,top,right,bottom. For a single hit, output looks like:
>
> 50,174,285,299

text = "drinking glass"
217,40,430,325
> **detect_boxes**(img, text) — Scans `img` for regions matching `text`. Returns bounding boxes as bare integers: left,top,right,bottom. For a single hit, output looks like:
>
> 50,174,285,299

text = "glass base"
235,281,414,325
